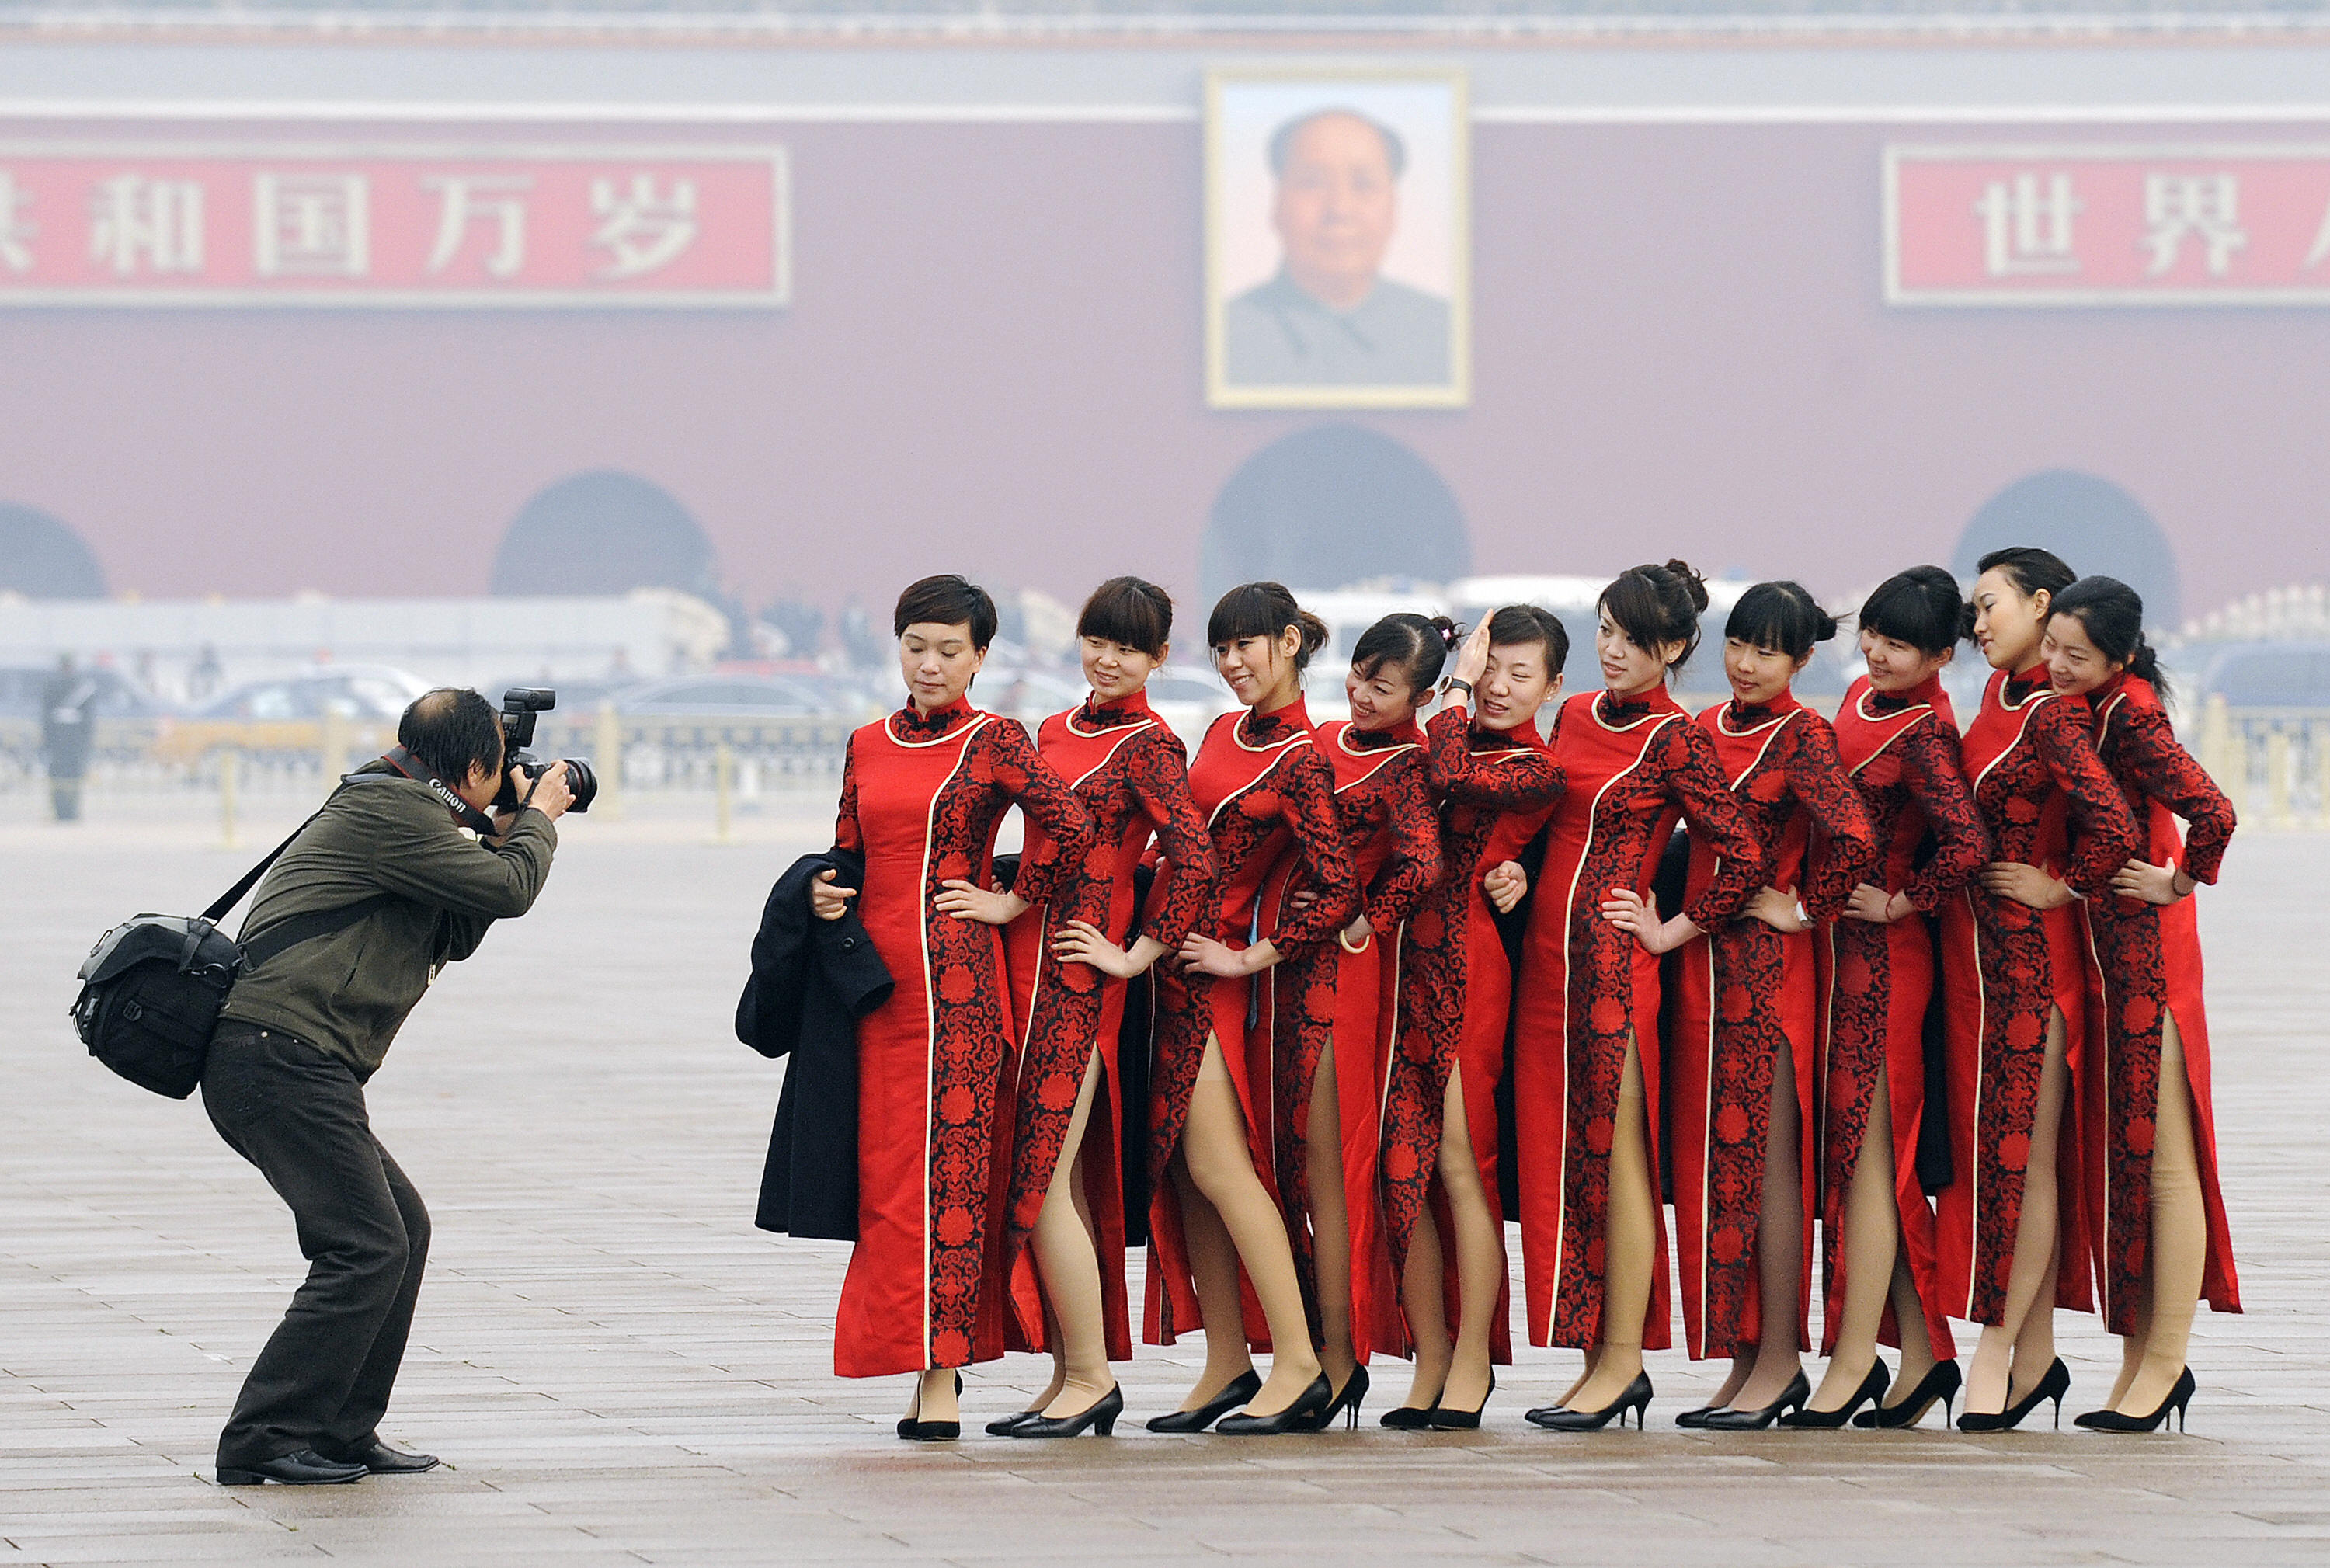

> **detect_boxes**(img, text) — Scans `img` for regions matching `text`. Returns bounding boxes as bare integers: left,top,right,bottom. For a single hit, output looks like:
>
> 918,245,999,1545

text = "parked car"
152,664,433,763
611,674,839,717
0,663,176,763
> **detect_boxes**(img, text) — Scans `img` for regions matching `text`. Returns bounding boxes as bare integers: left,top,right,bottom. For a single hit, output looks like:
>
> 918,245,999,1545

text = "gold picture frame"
1205,64,1471,410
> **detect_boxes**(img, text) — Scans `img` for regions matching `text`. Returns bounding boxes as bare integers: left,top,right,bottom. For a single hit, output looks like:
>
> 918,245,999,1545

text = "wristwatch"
1443,677,1474,701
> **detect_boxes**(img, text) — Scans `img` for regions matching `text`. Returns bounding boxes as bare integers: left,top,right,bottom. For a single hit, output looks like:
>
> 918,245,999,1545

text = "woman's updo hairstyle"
1076,575,1174,659
1858,565,1973,654
1208,581,1332,673
1976,545,2075,603
893,573,999,650
1487,603,1570,674
1725,579,1839,661
1599,559,1710,673
2050,575,2168,697
1351,613,1460,694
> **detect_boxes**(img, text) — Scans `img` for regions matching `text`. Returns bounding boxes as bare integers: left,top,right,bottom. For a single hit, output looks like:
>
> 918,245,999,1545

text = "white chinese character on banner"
422,174,533,279
2142,174,2247,277
0,172,35,273
1974,172,2081,277
589,175,698,280
89,175,204,276
2304,193,2330,271
254,173,370,278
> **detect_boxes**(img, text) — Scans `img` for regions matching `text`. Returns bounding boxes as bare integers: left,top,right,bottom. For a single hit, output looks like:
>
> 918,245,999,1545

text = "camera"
494,687,600,814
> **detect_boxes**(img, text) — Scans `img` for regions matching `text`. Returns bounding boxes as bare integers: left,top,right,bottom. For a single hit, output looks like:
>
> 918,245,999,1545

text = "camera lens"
562,760,599,814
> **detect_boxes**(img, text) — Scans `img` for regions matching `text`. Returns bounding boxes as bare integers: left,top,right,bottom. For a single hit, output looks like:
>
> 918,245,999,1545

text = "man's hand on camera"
493,763,573,838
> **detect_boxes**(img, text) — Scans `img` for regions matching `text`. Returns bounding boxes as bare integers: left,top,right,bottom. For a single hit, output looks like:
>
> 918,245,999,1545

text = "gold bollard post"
2200,694,2233,789
714,741,733,844
218,749,238,848
594,701,624,821
2266,727,2291,831
319,708,350,797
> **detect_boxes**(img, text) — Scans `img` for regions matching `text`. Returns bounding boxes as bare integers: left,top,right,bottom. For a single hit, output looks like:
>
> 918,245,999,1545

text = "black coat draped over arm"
739,847,893,1242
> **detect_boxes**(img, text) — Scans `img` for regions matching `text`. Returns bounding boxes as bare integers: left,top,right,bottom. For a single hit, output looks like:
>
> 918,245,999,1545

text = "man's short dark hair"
1268,108,1407,179
398,688,504,786
892,575,1000,650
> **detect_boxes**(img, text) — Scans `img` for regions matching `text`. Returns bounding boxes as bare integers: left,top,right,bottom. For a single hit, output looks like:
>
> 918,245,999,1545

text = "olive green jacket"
217,760,557,1078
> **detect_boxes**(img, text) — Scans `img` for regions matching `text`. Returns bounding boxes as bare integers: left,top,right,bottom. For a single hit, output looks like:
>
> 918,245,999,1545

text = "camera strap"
381,746,499,835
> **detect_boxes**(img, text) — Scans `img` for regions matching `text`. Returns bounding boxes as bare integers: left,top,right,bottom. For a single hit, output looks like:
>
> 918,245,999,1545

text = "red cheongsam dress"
1813,673,1987,1359
2075,673,2241,1335
996,689,1216,1360
1144,698,1358,1346
831,696,1094,1377
1668,691,1876,1361
1935,666,2137,1326
1378,700,1564,1361
1288,716,1439,1363
1511,687,1761,1351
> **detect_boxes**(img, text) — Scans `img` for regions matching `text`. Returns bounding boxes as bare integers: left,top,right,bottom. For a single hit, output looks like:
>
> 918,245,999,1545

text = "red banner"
0,141,788,307
1887,143,2330,306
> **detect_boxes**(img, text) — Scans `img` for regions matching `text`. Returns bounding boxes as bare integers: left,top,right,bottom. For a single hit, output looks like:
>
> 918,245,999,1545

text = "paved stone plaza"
4,805,2327,1566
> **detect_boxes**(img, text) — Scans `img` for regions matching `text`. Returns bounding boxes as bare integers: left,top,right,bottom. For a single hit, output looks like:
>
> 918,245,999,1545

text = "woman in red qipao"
1143,582,1359,1435
1512,561,1762,1432
1661,583,1877,1431
2042,578,2238,1432
984,578,1216,1440
1800,568,1986,1430
1276,612,1449,1426
1938,548,2139,1431
1378,608,1568,1430
808,575,1095,1441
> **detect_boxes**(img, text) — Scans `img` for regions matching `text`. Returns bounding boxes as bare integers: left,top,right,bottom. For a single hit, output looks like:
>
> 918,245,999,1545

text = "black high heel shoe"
1215,1374,1334,1435
1672,1404,1720,1429
1855,1361,1963,1430
984,1409,1041,1437
898,1372,962,1441
1011,1384,1124,1439
1701,1370,1810,1431
1299,1365,1372,1431
1146,1369,1262,1434
1526,1371,1654,1431
1428,1370,1495,1431
1379,1403,1439,1429
1958,1357,2070,1432
1781,1361,1888,1429
2074,1367,2195,1433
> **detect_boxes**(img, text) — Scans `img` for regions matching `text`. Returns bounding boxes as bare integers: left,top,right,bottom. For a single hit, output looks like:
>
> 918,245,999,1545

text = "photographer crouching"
202,687,586,1486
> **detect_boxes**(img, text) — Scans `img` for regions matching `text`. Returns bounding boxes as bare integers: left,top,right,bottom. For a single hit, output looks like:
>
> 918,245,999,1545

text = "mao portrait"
1206,69,1470,409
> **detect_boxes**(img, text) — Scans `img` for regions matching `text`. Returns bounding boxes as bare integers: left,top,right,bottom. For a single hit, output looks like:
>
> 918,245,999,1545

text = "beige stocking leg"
1399,1203,1452,1410
1167,1039,1257,1411
1811,1065,1901,1411
1306,1038,1358,1388
2120,1014,2206,1415
1179,1034,1322,1416
1030,1048,1114,1415
1569,1042,1655,1412
1967,1009,2070,1416
1436,1072,1507,1413
1733,1043,1807,1409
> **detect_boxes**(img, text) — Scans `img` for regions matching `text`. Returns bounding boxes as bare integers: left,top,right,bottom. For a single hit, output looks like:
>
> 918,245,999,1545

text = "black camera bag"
71,785,391,1100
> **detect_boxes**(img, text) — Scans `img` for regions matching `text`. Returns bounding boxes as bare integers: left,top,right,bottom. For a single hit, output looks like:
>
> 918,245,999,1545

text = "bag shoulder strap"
240,893,397,972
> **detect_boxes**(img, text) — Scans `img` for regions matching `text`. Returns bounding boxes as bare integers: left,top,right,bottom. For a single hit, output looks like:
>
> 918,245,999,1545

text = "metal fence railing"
2195,697,2330,831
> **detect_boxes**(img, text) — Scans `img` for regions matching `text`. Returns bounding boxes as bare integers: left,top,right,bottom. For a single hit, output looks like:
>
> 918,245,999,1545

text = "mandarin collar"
1077,687,1153,729
1347,717,1424,750
2004,664,2052,703
1598,687,1664,725
1866,673,1944,715
1725,687,1803,728
893,694,976,739
1240,696,1311,744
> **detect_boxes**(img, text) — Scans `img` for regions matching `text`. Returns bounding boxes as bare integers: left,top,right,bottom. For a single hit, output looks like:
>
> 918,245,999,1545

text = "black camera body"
495,687,599,814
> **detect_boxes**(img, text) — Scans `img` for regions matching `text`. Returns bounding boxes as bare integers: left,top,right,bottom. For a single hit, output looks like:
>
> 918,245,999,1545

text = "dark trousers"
201,1024,429,1468
50,779,82,821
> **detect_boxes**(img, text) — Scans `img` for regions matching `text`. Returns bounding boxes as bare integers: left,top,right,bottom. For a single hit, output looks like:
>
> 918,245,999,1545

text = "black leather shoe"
217,1449,368,1486
1302,1365,1372,1432
1672,1405,1720,1429
1379,1403,1439,1428
2074,1367,2195,1434
1782,1362,1888,1429
1526,1372,1654,1431
1960,1357,2070,1432
1701,1370,1810,1431
897,1371,963,1440
1428,1369,1494,1431
985,1410,1042,1437
1215,1374,1334,1435
1147,1369,1262,1434
322,1441,441,1475
1010,1385,1123,1438
1855,1361,1963,1430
